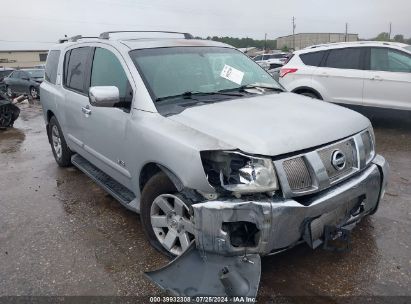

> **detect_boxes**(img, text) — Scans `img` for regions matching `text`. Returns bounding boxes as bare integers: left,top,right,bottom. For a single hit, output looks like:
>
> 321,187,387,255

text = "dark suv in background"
3,69,44,100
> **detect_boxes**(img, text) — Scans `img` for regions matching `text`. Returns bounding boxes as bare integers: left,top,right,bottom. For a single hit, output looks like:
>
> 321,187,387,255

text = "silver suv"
40,31,389,298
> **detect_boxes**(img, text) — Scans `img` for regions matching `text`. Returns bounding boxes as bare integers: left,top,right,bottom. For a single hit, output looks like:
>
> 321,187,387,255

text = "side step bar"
71,154,139,212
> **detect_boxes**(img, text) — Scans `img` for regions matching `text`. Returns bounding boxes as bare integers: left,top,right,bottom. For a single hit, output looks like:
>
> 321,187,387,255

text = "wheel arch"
292,86,323,100
46,110,55,143
139,162,184,194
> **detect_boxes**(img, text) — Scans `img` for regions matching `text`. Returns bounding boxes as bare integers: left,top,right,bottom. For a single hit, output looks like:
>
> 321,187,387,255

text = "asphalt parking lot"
0,103,410,303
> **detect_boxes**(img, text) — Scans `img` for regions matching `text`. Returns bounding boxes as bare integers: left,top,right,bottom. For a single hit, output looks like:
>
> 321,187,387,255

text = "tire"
29,86,39,100
49,116,72,167
140,172,194,258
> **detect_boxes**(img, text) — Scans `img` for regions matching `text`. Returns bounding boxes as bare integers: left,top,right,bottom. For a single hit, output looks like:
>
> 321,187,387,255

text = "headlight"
201,151,279,194
361,127,376,164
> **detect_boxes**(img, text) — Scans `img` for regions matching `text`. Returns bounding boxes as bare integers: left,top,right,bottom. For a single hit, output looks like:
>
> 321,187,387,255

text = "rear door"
18,71,31,94
312,47,365,105
363,47,411,110
62,46,93,155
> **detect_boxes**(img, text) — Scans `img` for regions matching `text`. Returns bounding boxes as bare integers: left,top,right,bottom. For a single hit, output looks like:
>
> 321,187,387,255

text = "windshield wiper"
156,90,244,102
221,84,285,93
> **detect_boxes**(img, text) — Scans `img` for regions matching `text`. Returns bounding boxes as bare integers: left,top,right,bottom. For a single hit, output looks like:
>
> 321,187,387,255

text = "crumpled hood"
168,92,370,156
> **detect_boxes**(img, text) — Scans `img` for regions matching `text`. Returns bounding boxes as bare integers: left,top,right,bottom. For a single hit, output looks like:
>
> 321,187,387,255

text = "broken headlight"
201,151,279,194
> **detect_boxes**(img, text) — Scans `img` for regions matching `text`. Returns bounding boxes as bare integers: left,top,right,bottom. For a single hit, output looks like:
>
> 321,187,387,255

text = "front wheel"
140,172,195,257
49,116,72,167
6,86,14,98
30,86,39,100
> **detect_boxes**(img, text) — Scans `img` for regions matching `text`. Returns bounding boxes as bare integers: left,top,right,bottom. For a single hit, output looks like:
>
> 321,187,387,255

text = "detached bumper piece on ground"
0,92,20,129
145,156,389,298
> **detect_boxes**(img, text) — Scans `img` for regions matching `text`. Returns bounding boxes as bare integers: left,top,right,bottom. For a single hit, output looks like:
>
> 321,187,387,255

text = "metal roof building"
277,33,359,50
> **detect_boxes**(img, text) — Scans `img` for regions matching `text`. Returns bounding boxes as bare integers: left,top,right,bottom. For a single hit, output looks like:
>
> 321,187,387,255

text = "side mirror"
22,77,29,81
89,86,119,107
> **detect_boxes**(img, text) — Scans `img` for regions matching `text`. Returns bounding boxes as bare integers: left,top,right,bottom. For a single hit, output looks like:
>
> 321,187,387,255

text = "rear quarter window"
299,51,326,66
45,50,61,84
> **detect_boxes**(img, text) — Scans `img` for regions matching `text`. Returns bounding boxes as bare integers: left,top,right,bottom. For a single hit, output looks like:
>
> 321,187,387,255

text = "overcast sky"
0,0,410,49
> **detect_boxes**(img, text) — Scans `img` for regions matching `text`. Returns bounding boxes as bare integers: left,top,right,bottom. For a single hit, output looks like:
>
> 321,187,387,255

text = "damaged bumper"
146,155,388,297
193,155,388,255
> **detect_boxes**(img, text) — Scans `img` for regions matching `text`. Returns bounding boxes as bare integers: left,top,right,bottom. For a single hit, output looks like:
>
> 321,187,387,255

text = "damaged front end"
0,92,20,129
146,135,389,298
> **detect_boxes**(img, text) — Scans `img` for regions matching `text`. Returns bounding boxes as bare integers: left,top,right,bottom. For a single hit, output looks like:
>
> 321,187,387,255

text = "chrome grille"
283,157,312,191
318,139,357,182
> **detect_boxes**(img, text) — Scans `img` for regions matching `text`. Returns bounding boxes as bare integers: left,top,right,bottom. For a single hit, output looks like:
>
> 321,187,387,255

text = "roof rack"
98,30,194,40
58,35,99,43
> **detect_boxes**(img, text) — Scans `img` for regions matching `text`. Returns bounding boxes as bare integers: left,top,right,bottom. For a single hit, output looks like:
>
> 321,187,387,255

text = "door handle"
81,105,91,115
371,75,383,81
320,72,329,77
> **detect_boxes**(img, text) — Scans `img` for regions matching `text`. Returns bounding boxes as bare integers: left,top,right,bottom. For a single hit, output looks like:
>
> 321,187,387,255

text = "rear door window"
300,51,326,66
370,47,411,73
45,50,61,84
64,47,91,93
324,47,362,69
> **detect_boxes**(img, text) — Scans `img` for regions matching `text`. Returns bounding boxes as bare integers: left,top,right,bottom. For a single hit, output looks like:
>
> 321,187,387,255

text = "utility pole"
292,16,296,50
345,23,348,42
264,33,267,52
389,22,392,40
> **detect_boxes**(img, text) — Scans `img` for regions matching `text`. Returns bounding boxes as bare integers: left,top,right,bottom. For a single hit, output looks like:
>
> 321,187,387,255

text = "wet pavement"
0,104,410,302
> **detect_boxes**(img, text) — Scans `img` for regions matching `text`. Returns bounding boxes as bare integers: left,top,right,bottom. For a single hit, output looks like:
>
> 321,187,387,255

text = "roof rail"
99,30,194,40
58,35,99,43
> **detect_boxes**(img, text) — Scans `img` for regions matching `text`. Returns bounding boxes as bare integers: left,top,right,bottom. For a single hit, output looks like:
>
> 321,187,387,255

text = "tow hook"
323,225,352,253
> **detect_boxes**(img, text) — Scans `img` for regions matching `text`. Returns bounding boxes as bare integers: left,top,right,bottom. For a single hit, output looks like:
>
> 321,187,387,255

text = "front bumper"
192,155,389,256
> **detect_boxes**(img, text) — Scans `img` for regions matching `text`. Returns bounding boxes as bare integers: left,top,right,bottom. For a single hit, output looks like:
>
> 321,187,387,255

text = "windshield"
129,47,281,101
0,70,13,78
404,45,411,52
25,69,45,78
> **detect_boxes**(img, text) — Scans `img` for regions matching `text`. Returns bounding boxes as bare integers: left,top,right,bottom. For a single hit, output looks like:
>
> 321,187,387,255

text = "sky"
0,0,410,50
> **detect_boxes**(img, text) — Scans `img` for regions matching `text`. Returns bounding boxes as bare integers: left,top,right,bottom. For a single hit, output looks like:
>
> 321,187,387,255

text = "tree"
374,32,390,41
393,34,405,43
281,45,289,52
208,36,277,50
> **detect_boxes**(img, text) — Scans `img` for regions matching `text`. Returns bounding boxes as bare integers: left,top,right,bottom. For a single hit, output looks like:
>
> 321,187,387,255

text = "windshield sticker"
220,64,244,85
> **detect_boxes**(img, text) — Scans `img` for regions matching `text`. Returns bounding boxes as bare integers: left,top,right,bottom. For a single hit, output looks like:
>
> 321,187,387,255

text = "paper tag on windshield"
220,64,244,85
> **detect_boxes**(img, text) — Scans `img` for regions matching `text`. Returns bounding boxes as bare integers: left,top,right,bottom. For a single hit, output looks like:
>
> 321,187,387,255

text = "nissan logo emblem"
331,150,346,171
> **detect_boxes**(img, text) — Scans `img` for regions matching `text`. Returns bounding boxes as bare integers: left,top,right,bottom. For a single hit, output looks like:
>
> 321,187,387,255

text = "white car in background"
253,52,289,70
279,41,411,111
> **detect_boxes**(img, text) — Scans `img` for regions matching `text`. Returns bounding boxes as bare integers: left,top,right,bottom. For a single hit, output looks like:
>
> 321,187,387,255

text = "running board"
71,154,139,212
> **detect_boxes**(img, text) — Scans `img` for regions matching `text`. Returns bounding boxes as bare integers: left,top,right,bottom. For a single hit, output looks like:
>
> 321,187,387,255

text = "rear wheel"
49,116,72,167
140,172,195,257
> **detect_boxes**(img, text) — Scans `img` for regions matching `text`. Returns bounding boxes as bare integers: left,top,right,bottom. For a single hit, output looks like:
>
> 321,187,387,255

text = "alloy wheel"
51,125,62,159
150,194,195,256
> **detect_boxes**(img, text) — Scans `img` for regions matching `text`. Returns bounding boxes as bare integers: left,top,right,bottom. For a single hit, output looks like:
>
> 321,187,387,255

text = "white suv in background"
253,52,289,70
279,41,411,111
